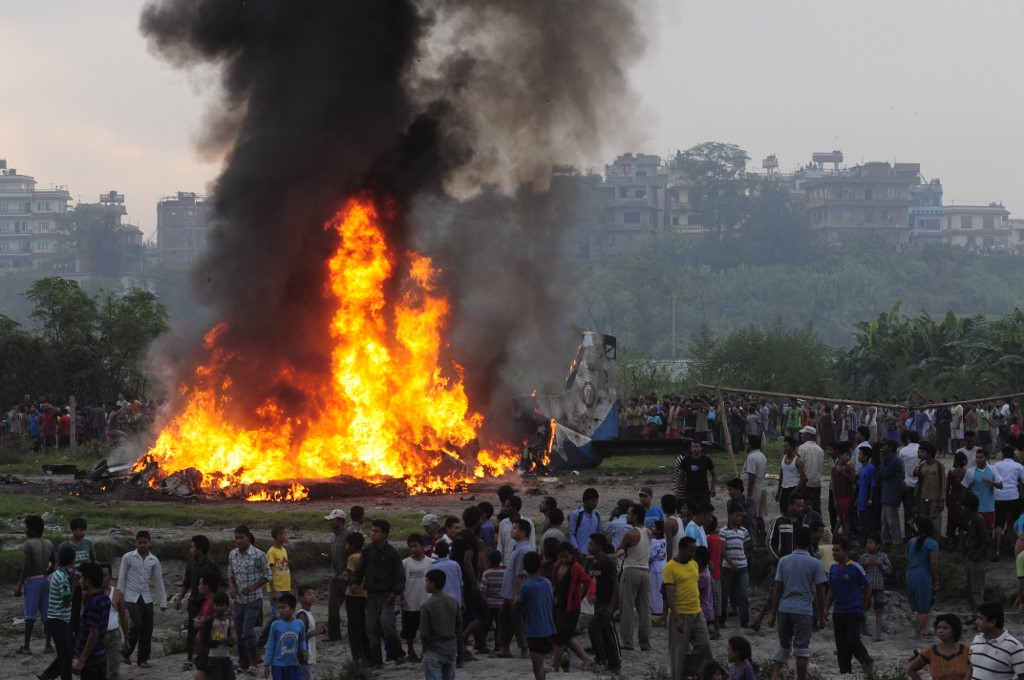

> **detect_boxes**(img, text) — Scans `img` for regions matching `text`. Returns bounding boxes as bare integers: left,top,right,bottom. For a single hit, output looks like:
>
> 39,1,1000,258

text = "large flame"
140,196,516,496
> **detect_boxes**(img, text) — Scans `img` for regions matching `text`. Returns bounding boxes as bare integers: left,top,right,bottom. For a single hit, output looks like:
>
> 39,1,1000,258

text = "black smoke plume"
141,0,643,435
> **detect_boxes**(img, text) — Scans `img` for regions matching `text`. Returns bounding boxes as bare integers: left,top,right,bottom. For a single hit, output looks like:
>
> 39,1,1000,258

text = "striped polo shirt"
970,629,1024,680
48,567,73,622
718,526,749,569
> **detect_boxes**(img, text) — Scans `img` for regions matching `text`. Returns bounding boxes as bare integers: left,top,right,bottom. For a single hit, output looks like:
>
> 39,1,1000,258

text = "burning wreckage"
516,332,620,472
92,0,644,501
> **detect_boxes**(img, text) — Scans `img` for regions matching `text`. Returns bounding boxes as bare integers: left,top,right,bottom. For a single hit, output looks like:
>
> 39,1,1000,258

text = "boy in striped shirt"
719,502,751,629
40,547,76,680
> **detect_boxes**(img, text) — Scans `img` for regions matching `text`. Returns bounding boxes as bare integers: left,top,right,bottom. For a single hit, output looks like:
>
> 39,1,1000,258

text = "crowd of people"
9,394,1024,680
618,392,1023,455
2,393,162,449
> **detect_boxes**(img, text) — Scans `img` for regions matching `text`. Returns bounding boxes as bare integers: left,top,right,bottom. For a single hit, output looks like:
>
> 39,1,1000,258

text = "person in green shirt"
978,406,992,448
785,402,804,439
57,517,97,636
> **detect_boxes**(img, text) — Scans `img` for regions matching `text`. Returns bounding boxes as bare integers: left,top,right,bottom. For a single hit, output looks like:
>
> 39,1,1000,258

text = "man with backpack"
568,488,602,561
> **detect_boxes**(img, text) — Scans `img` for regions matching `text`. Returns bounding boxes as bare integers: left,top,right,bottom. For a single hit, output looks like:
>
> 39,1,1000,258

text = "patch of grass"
163,631,187,657
599,454,676,473
326,658,380,680
0,494,426,537
0,439,109,475
641,666,670,680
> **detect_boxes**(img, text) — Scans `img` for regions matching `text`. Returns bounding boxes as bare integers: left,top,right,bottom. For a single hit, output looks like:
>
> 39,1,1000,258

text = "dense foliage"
0,277,168,404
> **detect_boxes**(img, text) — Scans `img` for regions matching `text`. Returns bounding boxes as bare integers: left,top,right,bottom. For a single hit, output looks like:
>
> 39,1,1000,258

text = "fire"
246,482,310,503
139,195,515,496
544,418,557,468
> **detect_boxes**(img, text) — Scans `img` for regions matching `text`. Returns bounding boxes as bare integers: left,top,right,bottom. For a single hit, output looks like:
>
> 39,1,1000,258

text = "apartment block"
157,191,213,264
0,160,71,269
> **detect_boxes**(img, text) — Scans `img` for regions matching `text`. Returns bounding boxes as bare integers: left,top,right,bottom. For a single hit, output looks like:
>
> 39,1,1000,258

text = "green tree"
672,142,752,240
0,315,45,404
21,277,169,402
690,316,834,395
96,289,170,398
26,277,101,399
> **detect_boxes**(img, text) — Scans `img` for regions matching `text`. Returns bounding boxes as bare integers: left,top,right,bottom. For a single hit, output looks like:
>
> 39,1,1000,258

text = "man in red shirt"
40,404,59,450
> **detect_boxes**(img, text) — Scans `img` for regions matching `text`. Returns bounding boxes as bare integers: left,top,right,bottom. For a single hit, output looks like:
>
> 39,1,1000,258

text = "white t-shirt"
994,458,1024,502
401,556,435,611
951,405,964,429
743,449,768,495
958,446,982,471
899,443,920,486
798,442,825,487
298,607,318,664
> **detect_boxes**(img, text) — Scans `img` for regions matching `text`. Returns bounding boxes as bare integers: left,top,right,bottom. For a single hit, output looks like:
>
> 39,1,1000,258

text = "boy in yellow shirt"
258,526,291,649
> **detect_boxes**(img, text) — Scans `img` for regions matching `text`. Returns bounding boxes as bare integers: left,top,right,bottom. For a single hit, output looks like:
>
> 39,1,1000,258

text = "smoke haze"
140,0,643,432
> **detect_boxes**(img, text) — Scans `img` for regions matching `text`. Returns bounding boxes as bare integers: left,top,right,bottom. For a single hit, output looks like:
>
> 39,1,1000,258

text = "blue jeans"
234,598,263,669
721,567,750,627
258,591,286,649
423,650,456,680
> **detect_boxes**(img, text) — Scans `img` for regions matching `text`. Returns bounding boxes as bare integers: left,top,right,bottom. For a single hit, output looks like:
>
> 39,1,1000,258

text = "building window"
961,216,973,229
0,203,7,213
623,211,641,224
0,242,7,252
671,216,679,226
618,187,629,198
983,216,995,229
840,209,852,222
186,219,196,227
634,189,646,199
37,221,49,231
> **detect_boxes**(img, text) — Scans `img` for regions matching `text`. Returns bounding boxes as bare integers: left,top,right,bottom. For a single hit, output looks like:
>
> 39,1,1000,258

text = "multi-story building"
590,154,665,261
908,178,944,243
157,191,213,264
664,175,708,236
0,160,71,269
940,203,1012,250
803,160,923,243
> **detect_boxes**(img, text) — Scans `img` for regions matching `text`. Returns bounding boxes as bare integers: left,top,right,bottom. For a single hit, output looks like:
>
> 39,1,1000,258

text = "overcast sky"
3,1,1022,236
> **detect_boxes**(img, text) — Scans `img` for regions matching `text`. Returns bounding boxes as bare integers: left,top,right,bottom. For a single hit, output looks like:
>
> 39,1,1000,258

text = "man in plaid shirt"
227,525,271,675
857,534,891,641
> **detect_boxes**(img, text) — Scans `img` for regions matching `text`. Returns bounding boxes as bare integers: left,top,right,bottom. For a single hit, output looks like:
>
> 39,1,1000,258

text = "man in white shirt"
496,496,535,566
743,435,768,543
118,530,167,667
797,426,825,516
993,447,1024,558
950,398,964,452
957,431,982,471
899,430,921,535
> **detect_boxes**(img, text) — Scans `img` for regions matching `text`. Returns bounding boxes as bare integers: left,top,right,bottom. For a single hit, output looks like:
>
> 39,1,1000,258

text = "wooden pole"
715,386,738,477
69,396,77,459
696,383,1024,411
696,384,903,409
915,392,1024,409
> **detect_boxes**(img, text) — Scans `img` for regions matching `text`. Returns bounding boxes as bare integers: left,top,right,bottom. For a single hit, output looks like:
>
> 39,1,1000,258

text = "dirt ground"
3,463,1024,680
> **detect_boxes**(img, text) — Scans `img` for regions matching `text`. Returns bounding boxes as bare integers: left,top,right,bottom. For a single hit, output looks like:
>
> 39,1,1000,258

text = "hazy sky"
3,1,1022,237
